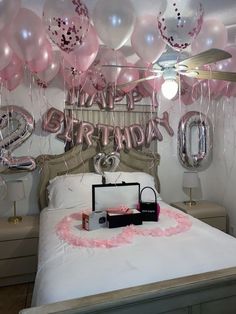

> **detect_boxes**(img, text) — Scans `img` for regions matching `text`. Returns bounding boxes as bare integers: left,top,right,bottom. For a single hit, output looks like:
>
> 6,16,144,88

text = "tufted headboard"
36,144,160,210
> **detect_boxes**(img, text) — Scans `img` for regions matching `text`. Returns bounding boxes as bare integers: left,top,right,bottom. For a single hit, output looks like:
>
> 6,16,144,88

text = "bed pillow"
104,171,161,202
47,173,103,209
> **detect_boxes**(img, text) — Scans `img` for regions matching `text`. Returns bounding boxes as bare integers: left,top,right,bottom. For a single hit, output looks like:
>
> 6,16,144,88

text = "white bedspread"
32,201,236,306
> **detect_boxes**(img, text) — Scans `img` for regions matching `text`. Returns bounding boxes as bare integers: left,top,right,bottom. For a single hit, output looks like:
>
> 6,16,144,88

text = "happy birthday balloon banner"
42,108,174,150
67,85,159,111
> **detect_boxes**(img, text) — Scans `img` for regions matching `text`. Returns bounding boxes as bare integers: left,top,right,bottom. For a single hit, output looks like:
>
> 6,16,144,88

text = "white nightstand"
0,215,39,287
171,201,227,232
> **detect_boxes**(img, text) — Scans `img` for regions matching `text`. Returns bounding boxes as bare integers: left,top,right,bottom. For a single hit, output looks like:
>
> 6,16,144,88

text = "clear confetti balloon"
43,0,90,53
158,0,204,51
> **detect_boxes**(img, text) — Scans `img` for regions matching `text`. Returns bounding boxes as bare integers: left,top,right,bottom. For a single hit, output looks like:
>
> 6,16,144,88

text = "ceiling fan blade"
185,69,236,82
102,64,162,74
117,75,158,88
177,49,232,69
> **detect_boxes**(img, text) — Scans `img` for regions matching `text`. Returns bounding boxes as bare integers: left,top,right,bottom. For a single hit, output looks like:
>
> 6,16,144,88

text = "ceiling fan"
103,48,236,99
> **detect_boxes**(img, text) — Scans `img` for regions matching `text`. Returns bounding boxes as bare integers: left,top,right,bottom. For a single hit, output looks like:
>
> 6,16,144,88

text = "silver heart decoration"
94,152,120,175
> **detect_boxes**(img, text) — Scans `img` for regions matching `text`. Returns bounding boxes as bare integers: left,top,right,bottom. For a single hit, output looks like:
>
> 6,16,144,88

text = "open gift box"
92,182,142,228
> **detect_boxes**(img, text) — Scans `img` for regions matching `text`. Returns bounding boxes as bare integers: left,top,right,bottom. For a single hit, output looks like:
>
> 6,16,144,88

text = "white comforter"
32,201,236,306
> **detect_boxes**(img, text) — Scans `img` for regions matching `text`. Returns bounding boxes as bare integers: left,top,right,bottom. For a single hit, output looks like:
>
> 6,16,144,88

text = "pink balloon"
28,39,53,73
117,63,139,93
191,19,228,54
100,49,127,83
0,33,13,71
0,0,21,32
143,68,163,92
5,71,23,91
43,0,90,53
62,24,99,73
137,83,151,98
131,15,166,64
0,54,23,81
36,52,61,85
7,8,46,62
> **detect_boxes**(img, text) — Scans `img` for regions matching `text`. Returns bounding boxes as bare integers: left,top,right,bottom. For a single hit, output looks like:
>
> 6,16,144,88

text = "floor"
0,282,33,314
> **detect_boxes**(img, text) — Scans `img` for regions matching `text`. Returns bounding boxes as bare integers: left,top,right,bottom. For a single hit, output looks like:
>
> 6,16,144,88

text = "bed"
20,144,236,314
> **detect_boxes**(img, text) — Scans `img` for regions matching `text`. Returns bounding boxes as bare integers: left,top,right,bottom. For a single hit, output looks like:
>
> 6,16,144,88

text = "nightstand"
0,215,39,287
171,201,227,232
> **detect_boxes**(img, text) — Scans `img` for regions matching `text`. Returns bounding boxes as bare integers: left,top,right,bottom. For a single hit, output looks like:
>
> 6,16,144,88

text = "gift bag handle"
140,186,157,203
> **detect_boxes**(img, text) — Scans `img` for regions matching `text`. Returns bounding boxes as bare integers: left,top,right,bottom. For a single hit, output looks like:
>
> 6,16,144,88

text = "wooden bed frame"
20,144,236,314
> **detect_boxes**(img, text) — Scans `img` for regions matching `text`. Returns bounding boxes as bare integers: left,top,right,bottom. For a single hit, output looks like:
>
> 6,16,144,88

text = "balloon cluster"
42,108,174,150
0,0,235,100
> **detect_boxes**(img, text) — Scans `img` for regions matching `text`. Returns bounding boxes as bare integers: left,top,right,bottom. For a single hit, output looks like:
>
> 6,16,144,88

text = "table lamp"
183,171,199,206
6,180,25,224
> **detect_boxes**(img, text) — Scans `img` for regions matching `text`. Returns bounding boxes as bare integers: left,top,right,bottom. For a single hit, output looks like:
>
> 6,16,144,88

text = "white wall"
1,76,236,236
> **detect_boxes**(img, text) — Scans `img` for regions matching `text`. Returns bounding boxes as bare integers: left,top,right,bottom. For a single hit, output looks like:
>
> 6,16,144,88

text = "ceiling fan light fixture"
161,79,179,100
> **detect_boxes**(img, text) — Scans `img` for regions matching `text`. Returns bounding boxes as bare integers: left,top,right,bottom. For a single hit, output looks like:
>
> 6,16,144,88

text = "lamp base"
184,200,197,206
8,216,23,224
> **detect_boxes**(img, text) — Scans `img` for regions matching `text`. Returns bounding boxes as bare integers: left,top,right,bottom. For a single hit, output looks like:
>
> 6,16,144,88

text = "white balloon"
93,0,135,50
0,0,21,32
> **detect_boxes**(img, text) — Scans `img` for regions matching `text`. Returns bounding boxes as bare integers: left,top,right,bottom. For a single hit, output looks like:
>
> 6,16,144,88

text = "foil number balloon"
94,152,120,175
178,111,213,170
0,106,36,171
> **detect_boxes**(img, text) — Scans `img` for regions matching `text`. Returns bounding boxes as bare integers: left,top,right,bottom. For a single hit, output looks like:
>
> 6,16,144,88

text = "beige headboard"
36,144,160,210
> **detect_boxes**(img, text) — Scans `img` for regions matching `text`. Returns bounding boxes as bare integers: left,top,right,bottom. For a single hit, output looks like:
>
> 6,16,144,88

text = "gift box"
82,211,107,231
107,209,142,228
92,182,141,228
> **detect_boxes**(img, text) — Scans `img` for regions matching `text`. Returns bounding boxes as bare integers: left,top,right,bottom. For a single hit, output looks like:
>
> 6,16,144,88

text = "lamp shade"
6,180,25,202
183,171,199,189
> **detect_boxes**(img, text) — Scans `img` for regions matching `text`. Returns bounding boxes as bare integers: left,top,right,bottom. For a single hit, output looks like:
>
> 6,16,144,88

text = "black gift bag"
139,187,160,221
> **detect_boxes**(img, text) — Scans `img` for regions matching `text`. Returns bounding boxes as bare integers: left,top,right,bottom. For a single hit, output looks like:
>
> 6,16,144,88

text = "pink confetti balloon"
81,65,106,95
43,0,90,53
7,8,46,62
62,24,99,73
61,59,85,89
158,0,204,51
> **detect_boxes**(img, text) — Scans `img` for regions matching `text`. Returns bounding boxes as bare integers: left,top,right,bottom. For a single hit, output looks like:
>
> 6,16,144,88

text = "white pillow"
104,171,161,202
47,173,103,209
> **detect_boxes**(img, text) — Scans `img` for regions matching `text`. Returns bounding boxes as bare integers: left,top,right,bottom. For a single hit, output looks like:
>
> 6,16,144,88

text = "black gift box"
107,209,142,228
92,182,142,228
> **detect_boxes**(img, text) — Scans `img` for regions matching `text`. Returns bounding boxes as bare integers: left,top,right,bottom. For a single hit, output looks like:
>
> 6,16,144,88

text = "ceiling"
21,0,236,43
